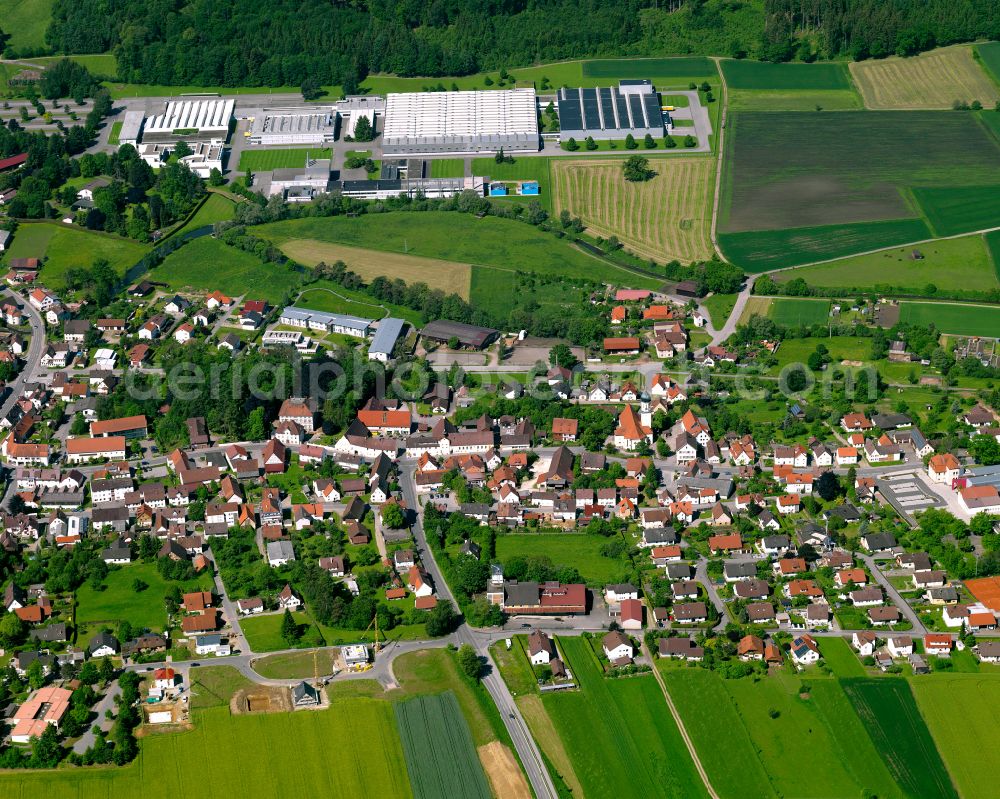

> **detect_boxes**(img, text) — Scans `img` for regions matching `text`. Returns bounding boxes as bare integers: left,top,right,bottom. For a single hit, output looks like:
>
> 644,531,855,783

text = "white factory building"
142,98,235,143
137,140,225,178
263,158,331,202
247,107,338,146
279,307,372,337
382,88,539,155
118,110,145,148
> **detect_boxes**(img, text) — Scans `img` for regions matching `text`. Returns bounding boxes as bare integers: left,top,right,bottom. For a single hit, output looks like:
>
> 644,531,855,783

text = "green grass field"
75,561,213,633
584,57,715,78
727,88,862,111
0,0,54,52
763,336,873,372
817,636,867,677
702,292,738,328
543,637,709,799
240,609,426,652
256,212,662,289
912,185,1000,236
0,700,412,799
253,650,338,680
494,533,631,586
295,284,424,326
721,59,853,90
4,222,149,288
841,678,957,799
978,42,1000,86
189,665,255,709
767,297,831,326
776,233,1000,293
155,236,299,303
238,148,332,172
473,156,553,211
986,229,1000,281
721,219,932,272
428,158,466,178
183,193,237,229
108,120,123,146
396,693,491,799
899,301,1000,336
913,674,1000,799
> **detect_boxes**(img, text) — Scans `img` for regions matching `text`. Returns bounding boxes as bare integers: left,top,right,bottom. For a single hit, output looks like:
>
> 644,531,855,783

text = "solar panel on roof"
558,90,584,130
582,89,600,128
615,93,630,128
627,94,644,128
642,93,662,128
599,88,616,130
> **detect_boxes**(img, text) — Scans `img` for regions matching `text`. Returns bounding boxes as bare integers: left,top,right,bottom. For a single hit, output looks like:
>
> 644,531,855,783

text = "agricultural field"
0,0,54,52
238,148,332,172
767,297,831,326
913,675,1000,799
278,239,472,298
0,701,412,799
469,269,596,323
494,533,632,586
721,59,861,111
911,185,1000,236
4,222,149,288
721,219,931,272
256,212,662,288
542,637,709,799
775,233,1000,294
75,561,214,634
551,157,714,264
977,42,1000,85
899,301,1000,337
849,45,1000,110
154,236,300,304
720,110,1000,267
816,636,866,678
396,693,492,799
841,678,957,799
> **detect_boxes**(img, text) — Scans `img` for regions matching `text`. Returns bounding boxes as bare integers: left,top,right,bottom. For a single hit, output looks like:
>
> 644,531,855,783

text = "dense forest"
33,0,1000,88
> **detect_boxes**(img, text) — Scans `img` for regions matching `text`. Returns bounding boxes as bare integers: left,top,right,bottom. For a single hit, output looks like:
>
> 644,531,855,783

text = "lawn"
189,665,256,709
256,212,662,288
240,609,426,652
5,222,149,289
494,533,632,586
764,335,874,372
472,156,553,212
551,156,715,264
720,59,853,91
899,301,1000,337
294,284,424,326
816,635,866,677
841,678,957,799
720,110,1000,265
0,700,412,798
767,297,831,326
396,693,492,799
489,636,539,697
542,636,709,799
428,158,466,178
0,0,54,52
775,233,1000,294
154,236,300,303
849,45,1000,110
278,239,472,298
108,120,123,146
913,674,1000,799
702,292,738,328
179,193,237,231
238,148,332,172
253,649,338,680
75,561,213,633
721,219,932,272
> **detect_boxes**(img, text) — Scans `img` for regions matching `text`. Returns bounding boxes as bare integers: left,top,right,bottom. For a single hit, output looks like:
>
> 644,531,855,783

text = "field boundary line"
709,56,728,262
642,641,721,799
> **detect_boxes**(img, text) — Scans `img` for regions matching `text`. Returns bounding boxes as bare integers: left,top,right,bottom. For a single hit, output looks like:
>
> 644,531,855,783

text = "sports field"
75,561,214,633
256,212,662,288
722,111,1000,236
775,233,1000,293
5,222,149,288
914,675,1000,799
156,236,299,303
543,637,709,799
721,219,931,272
279,239,472,298
898,301,1000,337
238,148,332,172
850,45,1000,110
396,693,491,799
767,297,830,326
0,0,54,51
0,700,412,799
494,533,631,586
842,678,957,799
551,157,714,263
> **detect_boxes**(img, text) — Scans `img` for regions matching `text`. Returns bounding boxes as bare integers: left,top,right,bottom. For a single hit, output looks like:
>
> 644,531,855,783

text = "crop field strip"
551,157,714,264
849,45,1000,110
584,57,715,78
766,297,831,326
396,693,491,799
841,679,958,799
720,59,853,91
898,301,1000,337
910,185,1000,237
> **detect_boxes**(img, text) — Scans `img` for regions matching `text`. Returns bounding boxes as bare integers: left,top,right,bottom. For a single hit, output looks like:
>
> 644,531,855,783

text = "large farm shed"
382,88,539,155
420,319,499,349
142,99,235,143
557,80,665,141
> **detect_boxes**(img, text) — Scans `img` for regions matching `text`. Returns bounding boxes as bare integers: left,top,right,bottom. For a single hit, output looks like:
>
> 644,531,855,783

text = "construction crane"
362,612,382,654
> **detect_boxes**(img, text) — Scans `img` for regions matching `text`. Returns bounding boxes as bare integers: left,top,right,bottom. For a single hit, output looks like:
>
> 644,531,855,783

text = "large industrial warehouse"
382,88,539,155
557,80,664,141
142,98,235,143
247,107,338,145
